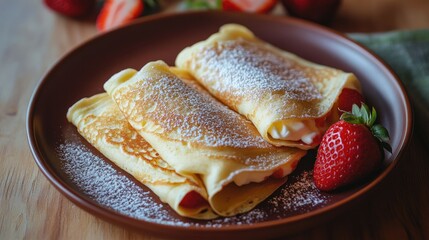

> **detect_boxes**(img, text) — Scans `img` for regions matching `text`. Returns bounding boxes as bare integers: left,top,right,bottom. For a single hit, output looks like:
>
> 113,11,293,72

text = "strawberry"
44,0,95,17
179,191,207,209
338,88,365,113
314,103,391,191
222,0,278,13
280,0,342,24
96,0,144,32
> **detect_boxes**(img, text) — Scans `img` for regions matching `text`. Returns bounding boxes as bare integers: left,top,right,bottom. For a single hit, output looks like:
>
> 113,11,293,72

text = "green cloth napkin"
348,30,429,141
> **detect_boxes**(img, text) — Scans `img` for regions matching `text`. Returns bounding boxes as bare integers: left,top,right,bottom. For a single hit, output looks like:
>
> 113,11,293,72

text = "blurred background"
1,0,429,239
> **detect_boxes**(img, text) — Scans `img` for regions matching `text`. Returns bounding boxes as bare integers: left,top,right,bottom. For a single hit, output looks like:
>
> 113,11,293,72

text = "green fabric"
348,30,429,140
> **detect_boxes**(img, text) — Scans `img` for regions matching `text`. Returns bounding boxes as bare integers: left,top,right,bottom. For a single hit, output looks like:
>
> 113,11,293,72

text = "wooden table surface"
1,0,429,239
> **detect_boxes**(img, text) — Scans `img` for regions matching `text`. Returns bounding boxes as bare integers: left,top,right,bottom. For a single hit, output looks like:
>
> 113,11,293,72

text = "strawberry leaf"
340,112,360,124
381,142,393,153
341,103,392,153
371,124,392,152
352,104,361,118
369,107,377,127
372,124,390,142
361,104,370,124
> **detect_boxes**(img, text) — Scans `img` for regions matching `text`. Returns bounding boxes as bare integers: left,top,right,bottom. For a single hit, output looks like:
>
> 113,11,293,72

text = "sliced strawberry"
271,168,284,179
338,88,365,114
44,0,95,17
316,89,363,130
310,133,323,146
96,0,144,32
315,115,327,128
271,159,300,179
290,158,299,170
222,0,277,13
179,191,207,209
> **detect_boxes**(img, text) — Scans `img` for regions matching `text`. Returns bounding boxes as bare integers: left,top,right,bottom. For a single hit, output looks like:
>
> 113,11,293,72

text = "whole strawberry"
44,0,95,17
314,104,391,191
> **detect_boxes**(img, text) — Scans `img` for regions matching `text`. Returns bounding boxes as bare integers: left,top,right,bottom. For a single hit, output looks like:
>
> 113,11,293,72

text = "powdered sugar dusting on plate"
268,171,327,213
57,140,328,227
58,141,191,226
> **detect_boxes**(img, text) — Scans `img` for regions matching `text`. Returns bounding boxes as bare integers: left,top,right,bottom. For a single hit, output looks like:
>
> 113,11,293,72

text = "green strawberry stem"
340,103,392,153
185,0,221,9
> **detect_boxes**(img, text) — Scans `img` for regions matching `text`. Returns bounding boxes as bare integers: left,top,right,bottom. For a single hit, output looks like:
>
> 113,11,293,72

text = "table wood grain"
1,0,428,239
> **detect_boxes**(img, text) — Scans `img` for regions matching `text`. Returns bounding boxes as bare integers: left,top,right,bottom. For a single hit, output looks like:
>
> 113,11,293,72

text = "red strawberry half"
96,0,144,32
314,104,391,191
338,88,365,113
222,0,277,13
179,191,207,209
44,0,95,17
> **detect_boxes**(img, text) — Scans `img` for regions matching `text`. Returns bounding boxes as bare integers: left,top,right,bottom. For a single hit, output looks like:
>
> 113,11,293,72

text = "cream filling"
267,80,362,145
268,119,319,145
232,163,293,187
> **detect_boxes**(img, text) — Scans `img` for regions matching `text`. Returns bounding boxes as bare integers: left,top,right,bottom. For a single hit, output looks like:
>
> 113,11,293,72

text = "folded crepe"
67,93,218,219
176,24,362,150
104,61,306,217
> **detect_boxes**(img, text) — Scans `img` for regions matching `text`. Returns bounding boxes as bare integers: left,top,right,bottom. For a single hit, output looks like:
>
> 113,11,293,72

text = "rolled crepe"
104,61,306,217
176,24,362,150
67,93,217,219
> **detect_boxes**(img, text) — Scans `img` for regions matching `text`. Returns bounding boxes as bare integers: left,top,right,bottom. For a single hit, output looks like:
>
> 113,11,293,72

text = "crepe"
104,61,306,216
67,93,217,219
176,24,362,150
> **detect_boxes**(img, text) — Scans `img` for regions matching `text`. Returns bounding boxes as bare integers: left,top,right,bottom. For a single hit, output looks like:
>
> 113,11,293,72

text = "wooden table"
1,0,428,239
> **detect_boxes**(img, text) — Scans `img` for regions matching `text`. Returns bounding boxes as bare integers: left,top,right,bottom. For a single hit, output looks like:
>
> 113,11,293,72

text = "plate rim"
26,10,413,235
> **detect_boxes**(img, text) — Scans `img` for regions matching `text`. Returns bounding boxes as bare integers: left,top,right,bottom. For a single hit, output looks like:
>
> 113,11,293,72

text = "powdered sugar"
57,140,329,227
195,39,322,102
58,141,190,226
268,171,327,213
113,63,271,149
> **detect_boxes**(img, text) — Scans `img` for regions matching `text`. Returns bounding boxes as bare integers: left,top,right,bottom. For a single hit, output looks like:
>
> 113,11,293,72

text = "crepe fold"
103,61,306,217
176,24,362,150
67,93,217,219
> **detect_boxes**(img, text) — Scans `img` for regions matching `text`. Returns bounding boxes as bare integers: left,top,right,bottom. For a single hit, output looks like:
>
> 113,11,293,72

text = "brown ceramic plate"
27,11,411,239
